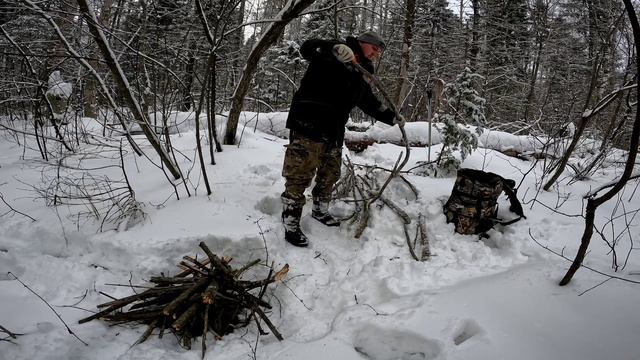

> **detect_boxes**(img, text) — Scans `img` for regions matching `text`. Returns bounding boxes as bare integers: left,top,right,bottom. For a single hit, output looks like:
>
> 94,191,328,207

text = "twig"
8,272,88,345
234,259,262,278
182,256,211,272
252,306,283,341
361,303,389,316
379,195,411,224
178,261,209,276
366,153,403,205
403,224,420,261
522,198,583,218
55,289,88,308
584,173,640,198
528,230,640,285
132,319,159,346
198,242,234,278
578,278,613,296
255,218,270,264
162,277,209,316
176,258,211,277
0,324,20,339
201,303,210,360
0,193,36,221
398,175,420,198
98,291,117,300
280,281,312,311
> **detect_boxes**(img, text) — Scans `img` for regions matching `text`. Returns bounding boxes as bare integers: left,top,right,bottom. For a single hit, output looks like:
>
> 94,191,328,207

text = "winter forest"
1,0,640,359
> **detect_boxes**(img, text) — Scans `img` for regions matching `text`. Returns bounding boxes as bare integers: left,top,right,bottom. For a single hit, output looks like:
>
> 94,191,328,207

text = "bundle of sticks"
79,242,288,357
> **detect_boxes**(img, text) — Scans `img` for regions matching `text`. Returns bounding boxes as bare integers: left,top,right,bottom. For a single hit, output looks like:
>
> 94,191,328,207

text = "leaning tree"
558,0,640,286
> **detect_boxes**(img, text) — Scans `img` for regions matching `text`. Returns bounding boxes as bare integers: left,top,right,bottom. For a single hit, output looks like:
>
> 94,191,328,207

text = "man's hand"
332,44,355,63
393,114,406,127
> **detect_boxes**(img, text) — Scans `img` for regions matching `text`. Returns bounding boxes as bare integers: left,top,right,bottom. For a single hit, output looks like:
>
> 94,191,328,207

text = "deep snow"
1,112,639,360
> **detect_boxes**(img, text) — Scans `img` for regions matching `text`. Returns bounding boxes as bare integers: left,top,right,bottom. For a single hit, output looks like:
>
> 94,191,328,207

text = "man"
281,30,406,247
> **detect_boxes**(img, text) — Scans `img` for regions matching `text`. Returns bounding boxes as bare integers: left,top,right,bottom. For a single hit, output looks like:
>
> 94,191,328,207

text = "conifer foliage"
428,67,486,176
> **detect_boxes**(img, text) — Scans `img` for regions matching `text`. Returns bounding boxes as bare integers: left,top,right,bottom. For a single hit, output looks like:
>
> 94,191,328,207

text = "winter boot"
282,202,309,247
312,200,341,227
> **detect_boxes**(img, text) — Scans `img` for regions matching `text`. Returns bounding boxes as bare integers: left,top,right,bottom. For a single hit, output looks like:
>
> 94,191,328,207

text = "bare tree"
224,0,317,145
75,0,182,180
543,79,634,191
559,0,640,286
393,0,416,111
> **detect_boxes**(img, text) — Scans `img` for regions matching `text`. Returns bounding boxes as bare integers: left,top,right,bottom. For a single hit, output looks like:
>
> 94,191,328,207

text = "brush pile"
78,242,288,356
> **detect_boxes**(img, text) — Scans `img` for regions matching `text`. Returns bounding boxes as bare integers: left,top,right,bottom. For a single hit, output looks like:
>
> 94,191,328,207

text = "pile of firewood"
79,242,288,357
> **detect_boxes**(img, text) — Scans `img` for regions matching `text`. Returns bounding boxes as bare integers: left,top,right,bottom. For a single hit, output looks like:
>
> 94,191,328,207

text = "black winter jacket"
286,36,395,147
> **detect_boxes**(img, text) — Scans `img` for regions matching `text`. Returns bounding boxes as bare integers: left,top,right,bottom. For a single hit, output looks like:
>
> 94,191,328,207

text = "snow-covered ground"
1,112,639,360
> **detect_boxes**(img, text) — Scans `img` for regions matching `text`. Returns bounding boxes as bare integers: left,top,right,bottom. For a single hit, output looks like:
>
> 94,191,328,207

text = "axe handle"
350,61,400,117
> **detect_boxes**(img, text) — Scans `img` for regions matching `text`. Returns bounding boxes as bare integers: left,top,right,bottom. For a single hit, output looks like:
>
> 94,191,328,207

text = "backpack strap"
496,176,526,226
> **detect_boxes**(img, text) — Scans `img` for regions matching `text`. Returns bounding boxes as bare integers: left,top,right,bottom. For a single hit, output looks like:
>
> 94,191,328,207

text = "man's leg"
311,144,342,226
281,133,321,246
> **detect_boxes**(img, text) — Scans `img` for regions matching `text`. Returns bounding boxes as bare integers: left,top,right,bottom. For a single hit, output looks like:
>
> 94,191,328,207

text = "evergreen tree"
479,0,530,123
252,41,305,110
298,0,341,40
421,67,485,177
394,0,461,119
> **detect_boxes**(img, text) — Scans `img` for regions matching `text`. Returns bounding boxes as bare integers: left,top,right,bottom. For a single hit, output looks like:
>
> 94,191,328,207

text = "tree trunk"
359,0,368,33
232,0,247,67
83,0,116,118
224,0,317,145
523,40,543,122
469,0,480,72
180,46,196,112
393,0,416,110
542,51,603,191
559,0,640,285
22,0,143,156
76,0,182,179
207,51,222,160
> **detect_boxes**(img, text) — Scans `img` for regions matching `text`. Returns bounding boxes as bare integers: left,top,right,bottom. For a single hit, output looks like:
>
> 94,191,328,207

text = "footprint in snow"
245,164,280,186
353,325,443,360
36,322,55,333
0,250,25,280
255,195,282,216
452,318,484,345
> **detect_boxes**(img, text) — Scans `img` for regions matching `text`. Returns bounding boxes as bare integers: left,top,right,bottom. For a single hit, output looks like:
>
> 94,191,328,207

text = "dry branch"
78,245,288,357
337,156,432,261
418,213,431,261
559,0,640,285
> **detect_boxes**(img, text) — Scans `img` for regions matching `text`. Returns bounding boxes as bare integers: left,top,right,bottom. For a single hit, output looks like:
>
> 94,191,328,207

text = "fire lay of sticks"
79,242,289,358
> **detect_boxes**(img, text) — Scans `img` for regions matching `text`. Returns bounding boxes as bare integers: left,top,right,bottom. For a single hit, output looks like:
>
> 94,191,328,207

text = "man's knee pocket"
283,142,316,178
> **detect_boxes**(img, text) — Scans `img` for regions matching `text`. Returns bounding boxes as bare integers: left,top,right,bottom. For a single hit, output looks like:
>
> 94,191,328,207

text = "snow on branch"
582,82,637,119
584,173,640,199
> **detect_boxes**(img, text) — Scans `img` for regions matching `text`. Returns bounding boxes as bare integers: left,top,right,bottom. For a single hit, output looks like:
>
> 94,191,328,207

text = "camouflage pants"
281,131,342,210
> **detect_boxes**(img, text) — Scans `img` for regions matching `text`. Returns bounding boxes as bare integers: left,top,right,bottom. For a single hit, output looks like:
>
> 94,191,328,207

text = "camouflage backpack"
444,169,525,235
